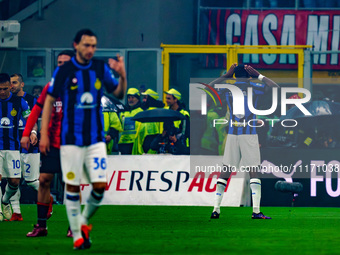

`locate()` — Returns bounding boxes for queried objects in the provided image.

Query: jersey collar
[71,57,92,69]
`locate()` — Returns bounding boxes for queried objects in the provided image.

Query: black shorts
[40,146,61,174]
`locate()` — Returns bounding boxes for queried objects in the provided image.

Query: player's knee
[39,179,50,189]
[66,184,80,193]
[219,165,233,181]
[39,175,52,188]
[249,165,261,179]
[92,183,106,194]
[8,178,20,187]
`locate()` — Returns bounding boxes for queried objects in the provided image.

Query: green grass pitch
[0,205,339,254]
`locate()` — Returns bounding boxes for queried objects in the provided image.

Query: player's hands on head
[20,136,30,151]
[244,65,260,78]
[108,54,126,79]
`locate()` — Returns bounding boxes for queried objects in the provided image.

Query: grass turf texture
[0,205,339,255]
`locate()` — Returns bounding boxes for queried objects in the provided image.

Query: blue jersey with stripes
[226,81,266,135]
[0,93,30,150]
[19,92,39,153]
[47,57,118,146]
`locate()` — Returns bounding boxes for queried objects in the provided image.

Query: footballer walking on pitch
[210,64,279,220]
[9,73,39,221]
[22,50,75,237]
[39,29,127,249]
[0,73,31,221]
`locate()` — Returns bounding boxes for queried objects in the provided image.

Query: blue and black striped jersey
[0,93,30,150]
[47,57,118,146]
[19,92,38,153]
[226,81,266,135]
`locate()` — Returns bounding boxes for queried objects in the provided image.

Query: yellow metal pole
[297,51,304,89]
[231,47,238,67]
[226,46,232,70]
[162,48,170,102]
[297,51,305,98]
[160,44,313,102]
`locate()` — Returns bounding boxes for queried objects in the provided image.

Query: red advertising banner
[199,9,340,70]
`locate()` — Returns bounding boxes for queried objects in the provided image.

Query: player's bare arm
[224,63,237,78]
[108,54,127,100]
[208,63,237,86]
[244,65,280,89]
[39,94,56,155]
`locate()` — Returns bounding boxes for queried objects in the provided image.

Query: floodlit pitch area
[1,205,339,254]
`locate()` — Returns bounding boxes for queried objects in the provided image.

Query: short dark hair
[234,64,250,78]
[58,50,75,58]
[32,85,43,93]
[73,29,96,44]
[10,73,24,83]
[0,73,10,84]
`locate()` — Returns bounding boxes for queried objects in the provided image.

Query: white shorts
[0,150,21,178]
[222,134,261,168]
[20,153,40,182]
[60,142,107,185]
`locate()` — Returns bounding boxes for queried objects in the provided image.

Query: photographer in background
[150,121,189,155]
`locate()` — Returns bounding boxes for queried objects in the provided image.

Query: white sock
[0,180,2,212]
[26,180,39,191]
[65,191,82,242]
[81,190,104,225]
[250,178,261,214]
[10,188,21,214]
[2,183,18,204]
[213,179,228,214]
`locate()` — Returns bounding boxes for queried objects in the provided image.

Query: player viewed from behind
[39,29,127,250]
[0,73,31,221]
[210,64,279,220]
[22,50,75,237]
